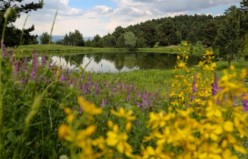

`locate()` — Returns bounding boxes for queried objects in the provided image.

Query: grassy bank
[9,43,206,55]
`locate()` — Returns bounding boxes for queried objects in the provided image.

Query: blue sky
[14,0,241,37]
[68,0,117,10]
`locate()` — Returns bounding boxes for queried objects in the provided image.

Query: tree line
[48,0,247,62]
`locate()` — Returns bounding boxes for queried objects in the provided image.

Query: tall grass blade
[49,10,58,44]
[19,15,29,46]
[0,8,13,157]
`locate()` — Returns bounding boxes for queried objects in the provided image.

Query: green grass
[91,60,248,92]
[10,44,129,55]
[9,44,207,56]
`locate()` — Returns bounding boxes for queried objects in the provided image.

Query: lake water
[51,53,200,73]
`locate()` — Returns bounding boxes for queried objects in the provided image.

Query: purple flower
[191,75,197,101]
[14,61,20,78]
[95,83,100,95]
[242,94,248,111]
[1,42,7,58]
[212,72,219,96]
[192,75,197,93]
[41,55,47,65]
[22,56,28,73]
[31,52,38,80]
[60,74,65,82]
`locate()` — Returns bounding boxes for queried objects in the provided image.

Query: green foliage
[215,6,243,66]
[63,30,85,46]
[91,34,103,47]
[124,31,137,51]
[40,32,51,44]
[0,0,43,46]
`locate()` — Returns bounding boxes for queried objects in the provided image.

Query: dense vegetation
[1,1,248,159]
[0,42,248,158]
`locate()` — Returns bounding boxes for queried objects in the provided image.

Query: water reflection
[51,53,200,73]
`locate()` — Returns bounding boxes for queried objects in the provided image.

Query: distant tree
[85,40,92,47]
[92,34,103,47]
[240,0,248,57]
[63,30,84,46]
[187,31,197,44]
[201,20,218,47]
[158,19,178,46]
[0,0,43,46]
[215,6,242,66]
[116,34,125,48]
[124,31,137,51]
[113,26,125,40]
[102,34,116,47]
[136,37,147,48]
[179,24,189,40]
[140,21,157,47]
[40,32,50,44]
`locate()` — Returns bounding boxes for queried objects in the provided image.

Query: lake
[51,53,200,73]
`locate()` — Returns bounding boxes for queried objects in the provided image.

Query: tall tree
[0,0,44,46]
[39,32,50,44]
[215,6,242,66]
[201,20,218,47]
[63,30,85,46]
[140,21,157,47]
[124,31,137,51]
[158,19,179,46]
[240,0,248,57]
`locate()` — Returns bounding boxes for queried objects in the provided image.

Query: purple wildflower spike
[191,75,197,101]
[242,94,248,111]
[14,60,20,78]
[95,83,100,95]
[1,42,7,58]
[31,52,38,80]
[22,56,28,73]
[60,74,65,82]
[41,55,47,65]
[212,72,219,96]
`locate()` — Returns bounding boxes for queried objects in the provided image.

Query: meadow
[0,42,248,159]
[10,43,205,55]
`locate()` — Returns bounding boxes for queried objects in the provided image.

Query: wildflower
[111,107,136,121]
[60,74,65,82]
[106,123,133,157]
[64,108,75,123]
[212,72,219,96]
[1,42,7,57]
[31,52,38,80]
[41,55,47,65]
[58,124,74,141]
[241,94,248,111]
[78,96,102,115]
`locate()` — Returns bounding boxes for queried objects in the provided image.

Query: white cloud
[14,0,241,37]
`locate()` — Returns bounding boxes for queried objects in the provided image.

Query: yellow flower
[58,124,74,141]
[64,108,75,123]
[106,123,133,157]
[223,121,234,132]
[142,146,170,159]
[78,96,102,115]
[240,69,246,79]
[111,107,136,121]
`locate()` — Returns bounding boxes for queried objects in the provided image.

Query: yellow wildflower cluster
[58,49,248,158]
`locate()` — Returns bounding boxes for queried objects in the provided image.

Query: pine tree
[0,0,44,46]
[215,6,242,66]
